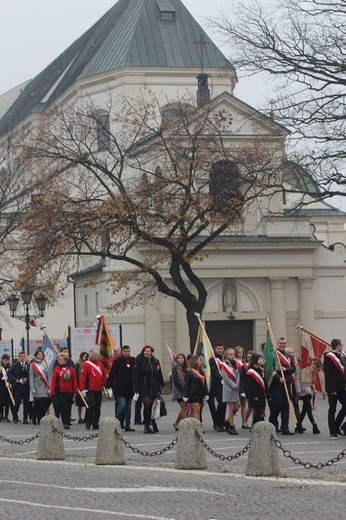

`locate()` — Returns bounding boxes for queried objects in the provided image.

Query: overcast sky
[0,0,272,109]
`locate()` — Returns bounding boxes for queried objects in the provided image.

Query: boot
[227,425,238,435]
[224,420,230,432]
[312,423,320,434]
[125,423,135,432]
[143,425,154,434]
[152,421,159,433]
[295,422,304,433]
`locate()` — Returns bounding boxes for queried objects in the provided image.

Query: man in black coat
[106,345,135,431]
[208,342,227,431]
[324,338,346,439]
[8,352,30,424]
[268,337,296,435]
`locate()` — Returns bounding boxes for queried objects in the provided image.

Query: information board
[70,326,121,361]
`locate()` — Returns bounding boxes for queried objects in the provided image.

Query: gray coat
[171,361,186,400]
[221,361,240,403]
[30,359,50,399]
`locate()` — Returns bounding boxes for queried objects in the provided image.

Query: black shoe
[93,425,99,430]
[282,430,295,435]
[227,425,238,435]
[295,423,304,433]
[78,419,84,424]
[23,420,29,425]
[70,418,76,422]
[275,428,281,433]
[125,425,135,432]
[64,424,71,429]
[337,429,344,437]
[330,433,339,439]
[85,423,91,430]
[152,422,159,433]
[143,426,154,434]
[3,417,10,423]
[313,423,320,434]
[242,425,250,429]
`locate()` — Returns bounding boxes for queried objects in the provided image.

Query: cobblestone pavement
[0,394,345,520]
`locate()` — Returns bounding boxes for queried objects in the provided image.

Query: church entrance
[205,320,254,352]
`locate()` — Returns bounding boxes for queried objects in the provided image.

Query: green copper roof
[0,0,231,136]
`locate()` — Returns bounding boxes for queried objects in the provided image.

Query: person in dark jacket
[106,345,136,431]
[183,355,208,423]
[0,354,14,422]
[133,346,165,434]
[208,342,227,432]
[246,353,268,427]
[8,352,30,424]
[172,353,188,430]
[324,338,346,439]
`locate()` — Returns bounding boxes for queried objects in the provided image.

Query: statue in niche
[223,284,237,313]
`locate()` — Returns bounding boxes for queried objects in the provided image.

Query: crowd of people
[0,337,345,439]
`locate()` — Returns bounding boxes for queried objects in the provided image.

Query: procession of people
[1,333,345,439]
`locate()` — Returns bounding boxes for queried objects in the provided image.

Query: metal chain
[52,426,99,442]
[272,435,346,469]
[195,430,250,461]
[0,432,40,445]
[115,428,178,457]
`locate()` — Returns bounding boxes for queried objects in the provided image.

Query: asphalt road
[0,394,345,520]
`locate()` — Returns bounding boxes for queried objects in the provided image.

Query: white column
[298,278,315,331]
[269,278,287,339]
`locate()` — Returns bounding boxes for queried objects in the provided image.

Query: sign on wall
[70,326,121,361]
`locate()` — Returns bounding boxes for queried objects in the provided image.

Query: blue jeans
[116,396,132,425]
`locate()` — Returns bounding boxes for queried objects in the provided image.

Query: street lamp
[7,289,48,354]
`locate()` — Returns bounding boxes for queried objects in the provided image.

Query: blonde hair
[58,353,69,362]
[222,348,235,361]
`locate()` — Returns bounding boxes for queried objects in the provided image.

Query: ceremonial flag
[299,326,330,393]
[166,344,176,362]
[96,315,114,373]
[264,326,277,387]
[42,333,58,376]
[193,316,215,390]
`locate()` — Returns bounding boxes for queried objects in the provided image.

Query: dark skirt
[75,393,86,407]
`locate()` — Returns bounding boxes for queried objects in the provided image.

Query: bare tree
[209,0,346,198]
[12,91,287,349]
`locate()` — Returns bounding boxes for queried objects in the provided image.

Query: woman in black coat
[183,355,208,422]
[246,353,268,427]
[133,345,165,434]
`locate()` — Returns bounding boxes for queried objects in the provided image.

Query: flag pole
[1,367,15,406]
[77,388,89,408]
[294,323,331,347]
[266,318,297,428]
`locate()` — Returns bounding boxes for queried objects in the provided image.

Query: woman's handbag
[159,396,167,417]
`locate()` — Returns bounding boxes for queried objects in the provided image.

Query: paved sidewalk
[0,394,345,520]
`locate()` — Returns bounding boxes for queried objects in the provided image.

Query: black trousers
[269,382,290,432]
[85,391,102,427]
[327,391,346,435]
[13,384,30,421]
[56,390,73,426]
[208,388,226,427]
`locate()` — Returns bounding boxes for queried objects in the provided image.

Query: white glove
[133,393,139,402]
[81,390,88,398]
[107,388,113,398]
[183,397,188,402]
[204,395,209,402]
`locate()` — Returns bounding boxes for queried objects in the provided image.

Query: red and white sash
[32,362,49,389]
[247,368,265,393]
[276,350,291,368]
[325,352,346,379]
[217,359,237,384]
[189,368,205,386]
[85,359,103,377]
[234,359,243,370]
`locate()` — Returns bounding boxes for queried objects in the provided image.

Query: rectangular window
[84,295,88,316]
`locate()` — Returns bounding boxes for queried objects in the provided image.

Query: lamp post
[7,289,47,355]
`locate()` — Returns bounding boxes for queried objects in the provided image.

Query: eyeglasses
[278,342,287,345]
